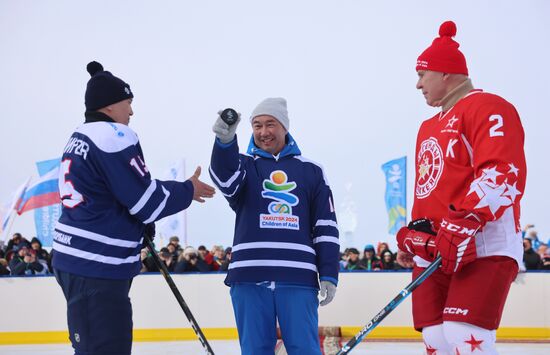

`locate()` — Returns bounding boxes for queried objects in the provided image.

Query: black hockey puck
[220,108,238,125]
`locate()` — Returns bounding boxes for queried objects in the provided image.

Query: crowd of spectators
[0,233,51,276]
[339,243,404,271]
[1,223,549,277]
[140,236,233,273]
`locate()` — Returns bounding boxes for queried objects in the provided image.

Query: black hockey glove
[144,223,156,241]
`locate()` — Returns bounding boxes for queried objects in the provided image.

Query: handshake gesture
[188,166,216,203]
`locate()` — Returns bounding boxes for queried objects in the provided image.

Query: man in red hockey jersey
[396,21,526,354]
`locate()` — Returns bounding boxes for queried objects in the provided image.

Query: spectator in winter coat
[168,236,183,254]
[5,233,30,254]
[0,259,10,276]
[379,250,396,270]
[211,245,225,270]
[220,247,232,271]
[9,247,45,275]
[359,244,381,270]
[344,248,363,270]
[376,242,390,258]
[140,248,155,272]
[158,247,176,272]
[30,237,51,272]
[166,242,180,265]
[174,247,210,272]
[523,238,541,270]
[339,248,350,270]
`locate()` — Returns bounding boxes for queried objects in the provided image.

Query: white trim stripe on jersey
[232,241,316,255]
[312,236,340,245]
[221,184,241,198]
[228,259,318,272]
[53,241,141,265]
[209,164,242,188]
[129,180,157,215]
[56,222,140,248]
[461,133,474,166]
[315,219,338,229]
[143,186,170,224]
[294,155,330,186]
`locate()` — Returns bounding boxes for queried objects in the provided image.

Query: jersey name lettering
[64,137,90,160]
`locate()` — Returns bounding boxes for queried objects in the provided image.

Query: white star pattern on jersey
[467,166,522,217]
[508,163,519,176]
[446,116,459,128]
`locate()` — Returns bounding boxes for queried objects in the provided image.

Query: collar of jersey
[84,111,116,123]
[246,133,301,160]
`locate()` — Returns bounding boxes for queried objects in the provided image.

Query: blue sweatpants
[230,282,321,355]
[54,268,133,355]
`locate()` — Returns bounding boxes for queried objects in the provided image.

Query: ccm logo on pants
[443,307,469,316]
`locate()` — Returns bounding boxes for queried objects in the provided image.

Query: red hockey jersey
[412,90,526,267]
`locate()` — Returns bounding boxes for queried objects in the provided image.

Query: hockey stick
[336,256,442,354]
[143,233,215,354]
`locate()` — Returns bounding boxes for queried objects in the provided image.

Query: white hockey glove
[212,110,241,144]
[319,280,337,306]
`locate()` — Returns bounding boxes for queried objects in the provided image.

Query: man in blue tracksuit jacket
[210,97,340,355]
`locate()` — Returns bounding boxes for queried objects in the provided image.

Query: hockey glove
[144,223,156,241]
[212,110,241,144]
[436,207,485,274]
[319,280,337,306]
[396,218,437,262]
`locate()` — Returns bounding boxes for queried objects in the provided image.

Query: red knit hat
[416,21,468,75]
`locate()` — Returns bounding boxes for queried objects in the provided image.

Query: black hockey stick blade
[143,233,215,354]
[337,256,442,354]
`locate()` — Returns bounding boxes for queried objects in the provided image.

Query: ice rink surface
[0,340,549,355]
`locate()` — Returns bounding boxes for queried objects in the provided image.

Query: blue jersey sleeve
[209,137,247,210]
[311,172,340,286]
[96,143,194,224]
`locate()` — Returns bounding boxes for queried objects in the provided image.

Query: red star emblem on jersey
[465,334,483,351]
[425,344,437,355]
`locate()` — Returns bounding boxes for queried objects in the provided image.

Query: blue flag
[381,157,407,235]
[34,158,61,247]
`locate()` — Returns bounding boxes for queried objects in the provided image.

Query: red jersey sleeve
[458,95,526,227]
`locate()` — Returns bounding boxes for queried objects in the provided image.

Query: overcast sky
[1,0,549,249]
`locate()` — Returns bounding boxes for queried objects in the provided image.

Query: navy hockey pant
[230,282,321,355]
[54,269,133,355]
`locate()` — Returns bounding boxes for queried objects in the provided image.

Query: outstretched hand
[188,166,216,203]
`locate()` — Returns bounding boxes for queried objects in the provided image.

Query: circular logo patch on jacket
[416,137,444,199]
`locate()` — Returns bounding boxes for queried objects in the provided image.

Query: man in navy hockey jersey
[210,97,340,354]
[53,61,215,355]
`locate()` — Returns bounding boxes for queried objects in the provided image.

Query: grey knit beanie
[250,97,289,131]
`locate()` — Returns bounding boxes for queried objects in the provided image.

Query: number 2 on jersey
[489,114,504,137]
[60,159,84,208]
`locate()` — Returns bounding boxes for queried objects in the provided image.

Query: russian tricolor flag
[16,167,60,215]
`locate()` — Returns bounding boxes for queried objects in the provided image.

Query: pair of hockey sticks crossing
[336,255,442,354]
[143,232,215,354]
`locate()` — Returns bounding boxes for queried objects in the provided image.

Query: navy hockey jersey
[209,134,340,288]
[53,118,194,279]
